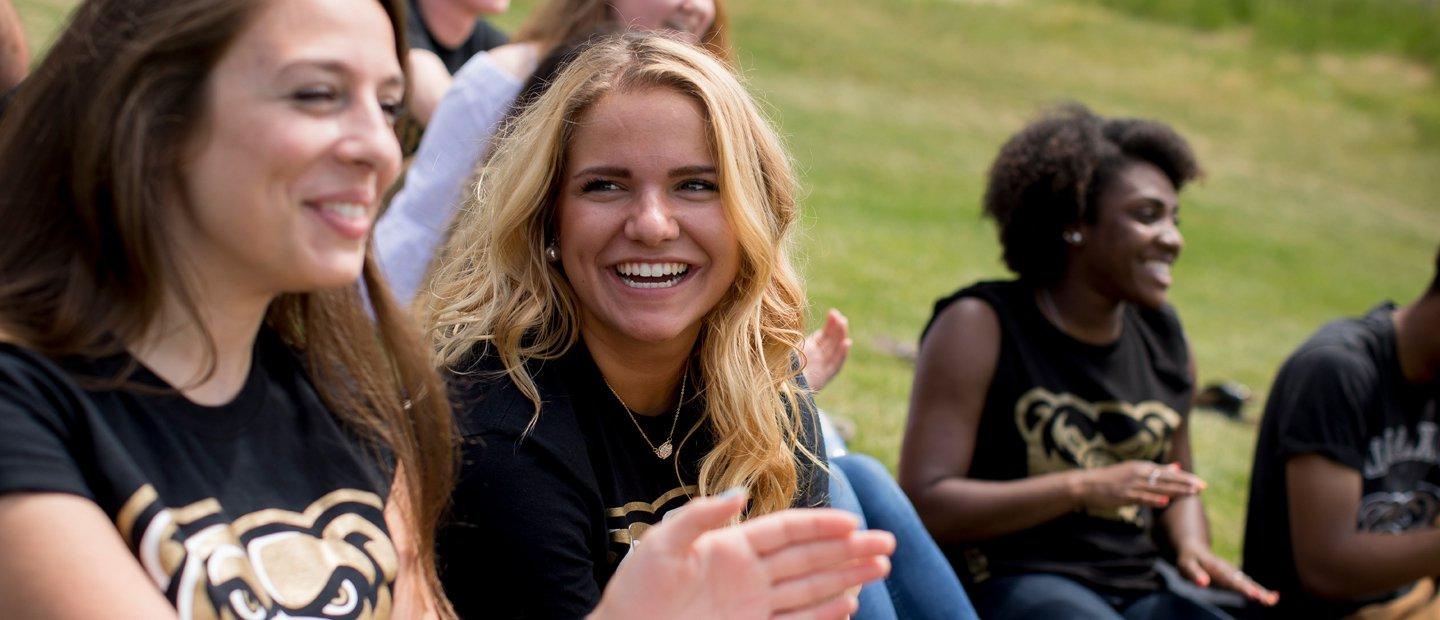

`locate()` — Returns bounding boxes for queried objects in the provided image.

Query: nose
[334,97,402,181]
[625,189,680,246]
[1158,219,1184,254]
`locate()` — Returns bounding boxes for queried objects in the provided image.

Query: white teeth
[1144,260,1173,281]
[616,262,689,277]
[318,202,367,221]
[615,262,690,289]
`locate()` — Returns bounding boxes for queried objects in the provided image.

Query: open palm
[591,491,893,620]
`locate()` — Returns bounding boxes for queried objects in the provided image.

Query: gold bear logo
[1015,387,1181,524]
[116,485,397,619]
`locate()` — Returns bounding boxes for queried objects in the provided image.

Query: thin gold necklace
[603,367,688,460]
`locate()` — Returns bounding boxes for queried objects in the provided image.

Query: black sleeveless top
[923,280,1193,595]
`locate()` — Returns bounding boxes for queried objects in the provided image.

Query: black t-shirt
[923,280,1193,596]
[438,340,829,619]
[405,0,508,74]
[1243,303,1440,618]
[0,330,398,619]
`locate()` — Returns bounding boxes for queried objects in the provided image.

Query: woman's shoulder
[445,345,527,430]
[922,279,1018,343]
[445,344,588,445]
[1128,302,1189,350]
[0,341,98,408]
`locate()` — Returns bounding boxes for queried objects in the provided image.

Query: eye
[379,98,405,123]
[676,179,718,193]
[580,179,623,193]
[292,85,340,106]
[1132,202,1164,224]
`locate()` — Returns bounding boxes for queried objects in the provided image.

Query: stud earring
[545,244,559,263]
[1063,231,1083,245]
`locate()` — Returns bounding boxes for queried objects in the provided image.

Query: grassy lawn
[16,0,1439,563]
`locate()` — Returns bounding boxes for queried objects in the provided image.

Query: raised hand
[802,309,852,392]
[1076,461,1204,511]
[590,489,895,620]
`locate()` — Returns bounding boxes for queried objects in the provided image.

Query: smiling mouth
[1143,259,1173,285]
[615,262,691,289]
[313,201,367,220]
[305,200,372,239]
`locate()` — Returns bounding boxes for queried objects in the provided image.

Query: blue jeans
[971,572,1232,619]
[828,454,979,620]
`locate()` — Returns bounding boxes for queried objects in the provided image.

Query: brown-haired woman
[0,1,889,618]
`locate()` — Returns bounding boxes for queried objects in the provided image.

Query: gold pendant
[655,441,673,459]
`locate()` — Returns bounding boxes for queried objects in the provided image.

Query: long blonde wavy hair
[427,33,817,517]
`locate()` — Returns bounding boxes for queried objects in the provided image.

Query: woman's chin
[281,260,366,294]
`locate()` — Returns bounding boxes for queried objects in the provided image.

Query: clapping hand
[590,489,895,620]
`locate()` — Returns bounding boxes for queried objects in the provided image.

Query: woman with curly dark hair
[898,104,1278,618]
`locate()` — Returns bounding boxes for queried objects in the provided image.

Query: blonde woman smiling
[425,33,878,618]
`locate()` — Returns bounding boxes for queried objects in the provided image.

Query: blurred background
[13,0,1439,562]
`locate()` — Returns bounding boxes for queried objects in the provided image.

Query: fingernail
[717,486,748,501]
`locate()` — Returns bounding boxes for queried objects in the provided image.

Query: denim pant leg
[834,454,979,620]
[828,460,898,620]
[1122,590,1233,620]
[971,573,1125,620]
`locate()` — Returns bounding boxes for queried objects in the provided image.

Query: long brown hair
[0,0,456,614]
[514,0,733,63]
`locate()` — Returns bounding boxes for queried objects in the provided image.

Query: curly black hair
[983,103,1202,284]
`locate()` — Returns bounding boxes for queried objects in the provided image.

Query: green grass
[17,0,1440,564]
[1088,0,1440,71]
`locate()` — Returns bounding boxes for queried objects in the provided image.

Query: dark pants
[971,572,1233,620]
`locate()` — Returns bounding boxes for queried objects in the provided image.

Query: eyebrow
[1130,195,1175,210]
[278,60,405,90]
[670,165,717,177]
[570,165,718,180]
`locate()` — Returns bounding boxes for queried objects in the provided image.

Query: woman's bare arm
[899,298,1201,543]
[1161,419,1277,604]
[385,473,440,620]
[0,493,176,619]
[899,298,1088,542]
